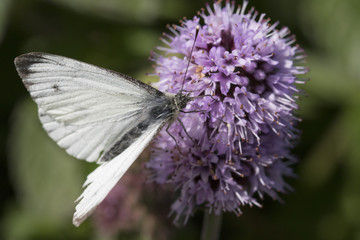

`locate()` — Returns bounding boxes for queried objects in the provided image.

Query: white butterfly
[14,52,192,226]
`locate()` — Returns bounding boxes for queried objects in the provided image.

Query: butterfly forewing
[15,52,164,163]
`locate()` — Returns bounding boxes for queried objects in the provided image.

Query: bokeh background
[1,0,360,239]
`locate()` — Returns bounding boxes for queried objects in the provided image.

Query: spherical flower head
[147,0,307,223]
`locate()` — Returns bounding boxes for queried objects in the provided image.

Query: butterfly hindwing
[73,121,164,226]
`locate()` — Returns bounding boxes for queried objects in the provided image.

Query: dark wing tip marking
[14,52,47,79]
[14,55,32,79]
[14,52,56,88]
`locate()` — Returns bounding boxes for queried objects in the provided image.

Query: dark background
[1,0,360,239]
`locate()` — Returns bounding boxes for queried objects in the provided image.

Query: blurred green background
[1,0,360,239]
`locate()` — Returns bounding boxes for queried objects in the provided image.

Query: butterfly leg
[180,109,211,121]
[166,123,182,154]
[192,94,217,102]
[181,109,206,114]
[177,117,194,144]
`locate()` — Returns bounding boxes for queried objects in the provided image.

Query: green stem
[200,211,222,240]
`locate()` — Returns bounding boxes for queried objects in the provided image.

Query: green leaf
[300,0,360,79]
[0,0,10,43]
[303,53,360,103]
[48,0,162,23]
[299,113,347,188]
[340,106,360,230]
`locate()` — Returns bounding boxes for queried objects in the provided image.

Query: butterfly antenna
[180,25,200,93]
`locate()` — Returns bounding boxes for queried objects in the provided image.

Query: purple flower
[147,0,307,223]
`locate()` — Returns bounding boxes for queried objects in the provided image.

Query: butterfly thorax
[174,92,191,111]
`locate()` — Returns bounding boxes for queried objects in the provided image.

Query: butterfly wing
[72,121,162,226]
[15,52,164,163]
[15,52,172,226]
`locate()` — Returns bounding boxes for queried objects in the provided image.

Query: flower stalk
[201,212,222,240]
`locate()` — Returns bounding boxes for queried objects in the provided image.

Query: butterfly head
[174,92,191,111]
